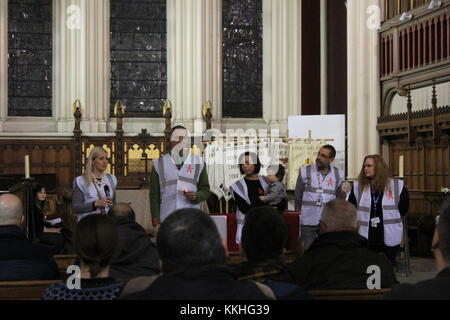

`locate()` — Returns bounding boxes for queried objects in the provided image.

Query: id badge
[316,196,323,207]
[371,217,380,228]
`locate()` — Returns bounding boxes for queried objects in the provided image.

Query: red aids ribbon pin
[186,165,193,173]
[327,178,334,187]
[387,192,394,200]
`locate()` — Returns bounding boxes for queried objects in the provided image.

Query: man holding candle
[149,126,211,234]
[347,155,409,267]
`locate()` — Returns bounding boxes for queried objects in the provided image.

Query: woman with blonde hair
[72,146,117,222]
[348,155,409,267]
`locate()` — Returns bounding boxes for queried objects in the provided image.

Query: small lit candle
[399,155,404,178]
[24,155,30,179]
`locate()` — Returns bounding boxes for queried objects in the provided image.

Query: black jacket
[0,225,59,281]
[109,216,160,279]
[385,267,450,300]
[232,259,312,300]
[291,230,398,290]
[121,265,273,300]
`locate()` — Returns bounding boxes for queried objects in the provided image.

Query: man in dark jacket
[0,194,59,281]
[233,206,311,300]
[291,199,397,290]
[120,208,274,300]
[385,199,450,300]
[109,203,160,279]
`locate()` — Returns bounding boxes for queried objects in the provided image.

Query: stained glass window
[110,0,167,117]
[8,0,52,117]
[222,0,262,118]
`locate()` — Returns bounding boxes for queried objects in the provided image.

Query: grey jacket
[263,182,287,206]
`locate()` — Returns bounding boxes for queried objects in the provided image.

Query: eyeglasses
[317,152,332,159]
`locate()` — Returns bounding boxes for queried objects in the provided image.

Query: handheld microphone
[104,185,110,198]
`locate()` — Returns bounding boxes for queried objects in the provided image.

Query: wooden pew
[54,254,77,279]
[309,288,391,300]
[0,280,59,300]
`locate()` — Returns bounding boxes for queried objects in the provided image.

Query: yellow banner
[287,142,325,190]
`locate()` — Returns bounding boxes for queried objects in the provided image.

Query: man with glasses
[295,145,344,251]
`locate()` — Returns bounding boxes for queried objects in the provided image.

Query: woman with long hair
[32,184,65,253]
[231,152,269,244]
[72,146,117,222]
[348,155,409,267]
[31,184,47,240]
[42,214,124,300]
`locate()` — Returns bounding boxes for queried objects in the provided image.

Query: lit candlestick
[25,155,30,179]
[399,155,404,178]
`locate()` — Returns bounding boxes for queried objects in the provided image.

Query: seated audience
[121,208,274,300]
[0,194,59,281]
[291,199,397,289]
[385,199,450,299]
[108,203,160,279]
[233,206,311,299]
[42,214,125,300]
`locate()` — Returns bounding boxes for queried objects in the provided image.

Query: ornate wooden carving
[73,100,83,177]
[377,85,450,224]
[163,100,173,153]
[114,100,125,177]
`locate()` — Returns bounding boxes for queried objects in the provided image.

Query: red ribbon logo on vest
[327,178,334,187]
[186,165,193,173]
[387,192,394,200]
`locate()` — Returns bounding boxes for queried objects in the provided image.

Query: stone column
[263,0,302,135]
[347,0,381,179]
[167,0,222,133]
[54,0,109,134]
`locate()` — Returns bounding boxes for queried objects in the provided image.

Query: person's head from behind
[108,202,136,223]
[157,208,226,274]
[0,194,23,227]
[432,200,450,270]
[239,152,261,177]
[315,145,336,171]
[73,214,118,278]
[241,206,288,262]
[319,199,358,234]
[266,164,285,184]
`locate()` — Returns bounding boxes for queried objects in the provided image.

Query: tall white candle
[399,155,404,178]
[25,155,30,179]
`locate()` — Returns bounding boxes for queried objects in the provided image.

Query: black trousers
[369,244,400,268]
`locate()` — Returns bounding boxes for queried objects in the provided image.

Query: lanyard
[316,172,326,190]
[371,186,382,211]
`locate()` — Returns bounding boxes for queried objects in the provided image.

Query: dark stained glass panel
[110,0,167,117]
[222,0,262,118]
[8,0,52,117]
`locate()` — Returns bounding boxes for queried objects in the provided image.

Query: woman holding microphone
[72,146,117,222]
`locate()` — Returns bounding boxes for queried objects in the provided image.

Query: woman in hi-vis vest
[347,155,409,267]
[72,146,117,222]
[231,152,269,244]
